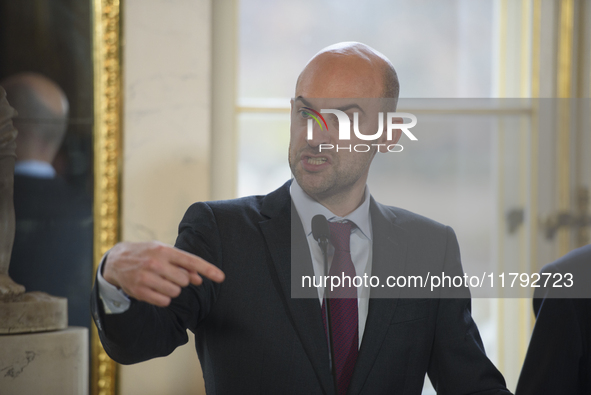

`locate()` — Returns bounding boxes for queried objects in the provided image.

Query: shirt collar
[14,160,56,179]
[290,178,372,240]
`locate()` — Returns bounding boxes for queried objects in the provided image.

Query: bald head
[296,42,399,100]
[1,73,69,163]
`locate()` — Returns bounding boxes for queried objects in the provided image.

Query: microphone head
[311,214,330,242]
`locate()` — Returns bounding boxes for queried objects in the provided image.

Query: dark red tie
[321,221,358,395]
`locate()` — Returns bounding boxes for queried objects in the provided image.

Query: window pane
[238,112,292,196]
[239,0,494,99]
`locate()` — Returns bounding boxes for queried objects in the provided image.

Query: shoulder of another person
[540,244,591,274]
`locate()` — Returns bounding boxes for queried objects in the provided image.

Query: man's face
[288,55,386,201]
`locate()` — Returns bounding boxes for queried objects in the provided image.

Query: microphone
[311,215,337,393]
[312,214,330,248]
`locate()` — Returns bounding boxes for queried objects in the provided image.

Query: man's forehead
[296,56,383,98]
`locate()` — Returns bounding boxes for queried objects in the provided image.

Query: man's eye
[299,110,311,118]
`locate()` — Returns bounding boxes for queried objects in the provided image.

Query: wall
[121,0,211,393]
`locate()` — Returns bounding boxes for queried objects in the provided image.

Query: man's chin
[294,173,332,198]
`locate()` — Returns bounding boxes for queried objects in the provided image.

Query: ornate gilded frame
[91,0,122,394]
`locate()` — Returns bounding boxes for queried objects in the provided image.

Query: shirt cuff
[97,254,131,314]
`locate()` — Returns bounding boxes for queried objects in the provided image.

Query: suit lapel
[347,199,410,395]
[259,182,335,395]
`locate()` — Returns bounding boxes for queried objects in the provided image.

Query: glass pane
[238,112,292,196]
[239,0,494,99]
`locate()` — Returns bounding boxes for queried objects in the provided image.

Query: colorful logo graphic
[302,107,328,131]
[303,108,418,153]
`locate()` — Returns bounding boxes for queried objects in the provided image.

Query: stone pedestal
[0,327,88,395]
[0,292,67,334]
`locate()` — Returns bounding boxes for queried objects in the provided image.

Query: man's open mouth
[306,157,327,165]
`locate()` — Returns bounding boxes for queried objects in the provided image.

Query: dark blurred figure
[516,244,591,395]
[3,72,92,329]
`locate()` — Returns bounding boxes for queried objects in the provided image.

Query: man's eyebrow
[295,96,365,114]
[294,96,313,108]
[336,103,364,114]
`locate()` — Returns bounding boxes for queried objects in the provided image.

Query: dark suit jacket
[10,174,93,329]
[515,245,591,395]
[91,181,510,394]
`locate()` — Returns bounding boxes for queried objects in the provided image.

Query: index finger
[163,246,225,283]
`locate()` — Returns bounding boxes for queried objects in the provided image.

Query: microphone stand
[319,235,338,394]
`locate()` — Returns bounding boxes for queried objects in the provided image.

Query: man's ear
[378,116,402,146]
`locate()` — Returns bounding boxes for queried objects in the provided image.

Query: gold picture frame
[91,0,122,394]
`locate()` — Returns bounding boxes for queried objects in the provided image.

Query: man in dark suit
[92,42,511,394]
[3,73,93,329]
[515,244,591,395]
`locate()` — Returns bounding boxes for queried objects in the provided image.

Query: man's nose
[306,120,331,148]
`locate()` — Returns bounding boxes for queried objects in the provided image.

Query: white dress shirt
[290,179,372,348]
[14,160,56,179]
[97,255,131,314]
[98,180,374,347]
